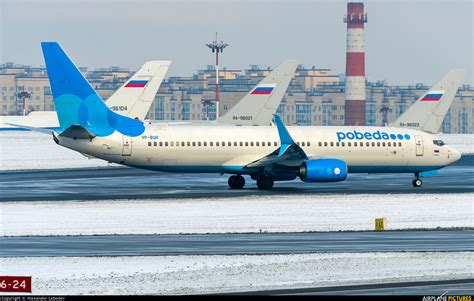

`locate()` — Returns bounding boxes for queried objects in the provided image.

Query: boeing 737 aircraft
[41,42,462,189]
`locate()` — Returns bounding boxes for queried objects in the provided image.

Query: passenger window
[302,142,305,147]
[372,142,375,147]
[153,142,157,147]
[192,142,196,147]
[342,142,345,147]
[256,142,260,147]
[398,142,402,147]
[250,142,254,147]
[181,142,185,147]
[245,142,249,147]
[388,142,391,147]
[348,142,351,147]
[210,142,213,146]
[239,142,243,147]
[148,142,152,147]
[187,142,190,147]
[336,142,340,147]
[274,142,278,147]
[165,142,169,147]
[382,142,386,147]
[330,142,334,147]
[170,142,174,147]
[203,142,207,147]
[229,142,232,147]
[354,142,357,147]
[159,142,163,147]
[324,142,328,147]
[307,142,311,147]
[318,142,322,147]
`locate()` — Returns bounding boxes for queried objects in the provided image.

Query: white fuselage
[57,124,461,176]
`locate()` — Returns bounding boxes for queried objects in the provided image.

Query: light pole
[205,32,228,120]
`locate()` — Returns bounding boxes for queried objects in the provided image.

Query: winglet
[274,114,294,145]
[274,115,295,157]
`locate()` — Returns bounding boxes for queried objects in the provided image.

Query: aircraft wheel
[256,178,274,190]
[228,175,245,189]
[412,178,422,188]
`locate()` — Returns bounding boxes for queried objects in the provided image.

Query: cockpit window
[433,140,445,146]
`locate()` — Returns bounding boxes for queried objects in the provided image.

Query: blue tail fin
[41,42,144,137]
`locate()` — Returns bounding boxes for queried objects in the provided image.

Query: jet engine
[299,159,348,182]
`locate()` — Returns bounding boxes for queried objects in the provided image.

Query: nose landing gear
[228,175,245,189]
[412,173,422,187]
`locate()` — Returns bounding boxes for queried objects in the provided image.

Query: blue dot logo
[390,134,396,140]
[397,134,404,140]
[404,134,411,140]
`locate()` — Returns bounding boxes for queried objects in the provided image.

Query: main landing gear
[412,173,423,188]
[228,175,245,189]
[256,178,274,190]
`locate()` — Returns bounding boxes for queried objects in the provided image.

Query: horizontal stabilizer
[58,125,96,140]
[5,123,53,135]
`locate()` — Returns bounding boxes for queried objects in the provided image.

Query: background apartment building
[1,62,473,133]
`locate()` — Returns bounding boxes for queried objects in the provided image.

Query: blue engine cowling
[299,159,348,182]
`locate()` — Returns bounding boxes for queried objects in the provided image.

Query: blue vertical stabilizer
[41,42,144,137]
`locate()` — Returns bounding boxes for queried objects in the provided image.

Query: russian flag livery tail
[106,60,170,120]
[218,60,298,126]
[41,42,145,137]
[391,69,465,134]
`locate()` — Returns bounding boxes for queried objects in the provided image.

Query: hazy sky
[1,0,472,85]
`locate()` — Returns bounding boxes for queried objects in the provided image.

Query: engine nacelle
[299,159,348,182]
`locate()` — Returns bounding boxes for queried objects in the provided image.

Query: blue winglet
[273,115,296,157]
[274,115,294,145]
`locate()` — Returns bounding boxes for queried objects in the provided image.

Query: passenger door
[122,136,132,156]
[414,135,423,156]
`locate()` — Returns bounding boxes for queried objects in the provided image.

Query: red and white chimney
[344,2,367,126]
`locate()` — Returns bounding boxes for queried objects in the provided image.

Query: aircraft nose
[449,147,461,164]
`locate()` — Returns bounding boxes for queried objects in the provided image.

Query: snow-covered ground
[438,133,474,154]
[2,193,472,236]
[1,252,472,295]
[0,131,116,170]
[1,131,473,171]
